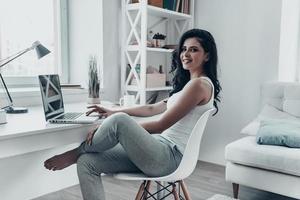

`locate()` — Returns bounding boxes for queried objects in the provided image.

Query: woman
[44,28,221,200]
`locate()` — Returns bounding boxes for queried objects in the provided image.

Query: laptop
[38,74,100,124]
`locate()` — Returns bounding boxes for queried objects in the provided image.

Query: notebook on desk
[38,74,100,124]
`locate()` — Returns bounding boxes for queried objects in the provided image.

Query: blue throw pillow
[256,119,300,148]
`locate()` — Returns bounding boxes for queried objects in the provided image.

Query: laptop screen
[38,75,64,121]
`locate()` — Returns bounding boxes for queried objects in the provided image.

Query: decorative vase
[88,55,101,104]
[87,97,100,104]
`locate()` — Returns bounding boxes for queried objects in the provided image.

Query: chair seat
[113,173,150,180]
[113,172,179,182]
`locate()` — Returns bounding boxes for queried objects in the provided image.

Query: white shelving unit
[121,0,194,104]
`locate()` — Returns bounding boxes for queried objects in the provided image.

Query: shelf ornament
[87,55,101,104]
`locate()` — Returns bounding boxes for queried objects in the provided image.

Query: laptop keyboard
[56,112,82,120]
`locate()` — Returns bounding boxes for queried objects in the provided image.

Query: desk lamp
[0,41,50,113]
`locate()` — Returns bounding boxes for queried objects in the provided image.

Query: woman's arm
[85,99,168,144]
[86,99,167,118]
[141,78,212,133]
[116,100,167,117]
[87,78,211,134]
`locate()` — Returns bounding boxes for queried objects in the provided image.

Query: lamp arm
[0,48,27,63]
[0,47,33,68]
[0,73,13,106]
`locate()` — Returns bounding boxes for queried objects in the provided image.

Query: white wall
[195,0,282,165]
[68,0,283,165]
[69,0,121,103]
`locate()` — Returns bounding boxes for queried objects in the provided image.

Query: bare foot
[44,148,79,171]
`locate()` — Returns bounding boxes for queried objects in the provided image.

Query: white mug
[119,95,135,107]
[0,109,7,124]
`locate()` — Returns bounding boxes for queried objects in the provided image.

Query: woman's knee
[77,154,91,173]
[77,153,114,175]
[77,154,101,176]
[108,112,132,127]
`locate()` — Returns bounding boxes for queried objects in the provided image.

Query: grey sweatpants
[76,112,182,200]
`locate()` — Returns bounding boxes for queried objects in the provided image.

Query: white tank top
[160,76,214,154]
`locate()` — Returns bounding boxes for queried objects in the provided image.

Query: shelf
[126,85,173,92]
[127,45,174,53]
[147,47,175,53]
[127,3,192,20]
[122,0,193,104]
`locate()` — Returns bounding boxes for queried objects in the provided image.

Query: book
[180,0,184,13]
[175,0,181,12]
[163,0,175,11]
[182,0,189,14]
[172,0,177,11]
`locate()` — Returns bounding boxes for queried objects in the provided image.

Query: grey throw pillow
[256,119,300,148]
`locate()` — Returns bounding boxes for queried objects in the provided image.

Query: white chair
[113,109,214,200]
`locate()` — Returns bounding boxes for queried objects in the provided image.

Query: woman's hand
[86,105,115,118]
[86,127,98,145]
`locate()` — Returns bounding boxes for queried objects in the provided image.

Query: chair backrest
[167,108,214,180]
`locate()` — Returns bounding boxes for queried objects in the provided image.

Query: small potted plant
[87,56,100,104]
[153,32,166,47]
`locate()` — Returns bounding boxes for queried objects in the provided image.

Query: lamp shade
[32,41,51,59]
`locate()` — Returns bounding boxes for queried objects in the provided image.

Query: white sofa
[225,82,300,199]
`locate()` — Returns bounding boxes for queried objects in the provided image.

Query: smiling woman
[0,0,68,86]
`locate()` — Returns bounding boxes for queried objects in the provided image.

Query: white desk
[0,101,160,200]
[0,102,104,200]
[0,102,104,159]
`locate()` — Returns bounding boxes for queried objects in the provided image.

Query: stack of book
[163,0,190,14]
[131,0,190,14]
[132,0,163,8]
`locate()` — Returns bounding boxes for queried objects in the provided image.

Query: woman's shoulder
[184,77,213,102]
[186,77,212,90]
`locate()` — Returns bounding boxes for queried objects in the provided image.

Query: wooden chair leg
[180,180,191,200]
[143,181,151,200]
[156,181,163,199]
[135,181,146,200]
[172,184,180,200]
[232,183,239,199]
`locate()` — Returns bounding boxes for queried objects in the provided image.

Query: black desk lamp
[0,41,50,113]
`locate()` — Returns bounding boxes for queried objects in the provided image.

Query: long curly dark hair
[169,29,221,115]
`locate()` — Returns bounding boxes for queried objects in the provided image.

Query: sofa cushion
[241,104,300,136]
[261,82,285,110]
[256,119,300,148]
[261,82,300,117]
[240,120,260,136]
[225,136,300,176]
[283,84,300,117]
